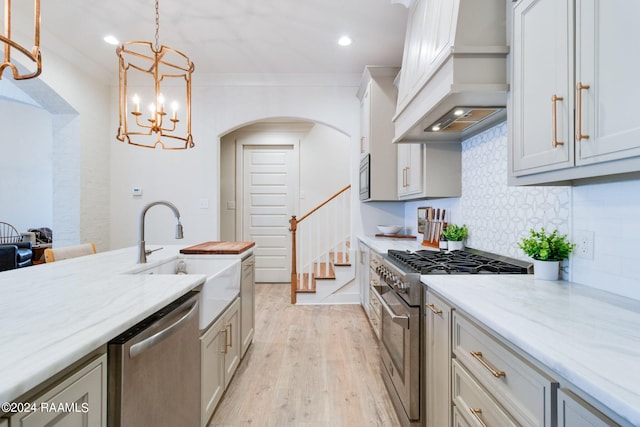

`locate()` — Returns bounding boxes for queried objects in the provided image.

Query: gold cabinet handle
[552,94,564,148]
[360,137,365,153]
[470,408,488,427]
[576,82,590,141]
[426,303,442,315]
[228,322,233,348]
[470,351,506,378]
[220,329,228,353]
[405,166,410,187]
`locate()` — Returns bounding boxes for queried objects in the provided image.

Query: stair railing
[289,185,351,304]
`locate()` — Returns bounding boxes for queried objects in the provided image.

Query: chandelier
[116,0,194,149]
[0,0,42,80]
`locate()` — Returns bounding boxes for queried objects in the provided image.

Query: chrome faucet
[138,200,184,263]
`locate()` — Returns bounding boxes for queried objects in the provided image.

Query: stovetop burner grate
[387,248,531,275]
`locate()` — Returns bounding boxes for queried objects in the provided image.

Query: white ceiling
[11,0,408,82]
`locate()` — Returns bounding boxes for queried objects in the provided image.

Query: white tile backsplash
[404,121,640,300]
[459,123,571,260]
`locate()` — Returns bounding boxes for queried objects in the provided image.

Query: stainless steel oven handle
[377,291,410,329]
[129,298,199,359]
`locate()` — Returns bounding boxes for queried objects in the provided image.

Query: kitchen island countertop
[422,274,640,427]
[0,245,226,407]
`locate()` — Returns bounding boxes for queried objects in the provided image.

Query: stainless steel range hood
[392,0,509,143]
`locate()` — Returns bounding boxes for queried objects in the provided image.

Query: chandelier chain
[154,0,160,51]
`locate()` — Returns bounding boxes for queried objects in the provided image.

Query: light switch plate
[199,198,209,209]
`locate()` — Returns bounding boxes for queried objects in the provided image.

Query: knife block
[422,220,445,248]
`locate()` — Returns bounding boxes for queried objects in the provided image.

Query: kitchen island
[0,245,237,411]
[422,274,640,427]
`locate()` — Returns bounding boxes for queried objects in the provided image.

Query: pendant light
[0,0,42,80]
[116,0,194,149]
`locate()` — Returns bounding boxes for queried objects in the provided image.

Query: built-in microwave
[359,154,370,200]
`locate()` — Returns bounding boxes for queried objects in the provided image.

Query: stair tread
[296,273,316,293]
[313,262,336,280]
[330,251,351,266]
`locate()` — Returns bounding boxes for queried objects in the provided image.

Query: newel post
[289,215,298,304]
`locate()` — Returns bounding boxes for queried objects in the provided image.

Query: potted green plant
[518,228,575,280]
[442,224,468,251]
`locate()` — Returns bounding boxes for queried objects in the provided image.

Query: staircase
[289,185,357,304]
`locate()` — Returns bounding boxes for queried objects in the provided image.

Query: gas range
[374,248,532,307]
[387,247,533,275]
[371,247,532,427]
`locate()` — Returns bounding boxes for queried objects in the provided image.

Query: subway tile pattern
[459,123,571,261]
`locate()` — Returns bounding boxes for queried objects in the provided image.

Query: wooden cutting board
[179,241,255,254]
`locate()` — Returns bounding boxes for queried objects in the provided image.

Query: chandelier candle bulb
[172,102,178,121]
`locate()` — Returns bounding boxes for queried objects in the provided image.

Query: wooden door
[511,0,574,175]
[242,145,296,283]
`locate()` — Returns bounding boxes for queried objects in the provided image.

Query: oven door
[378,286,421,421]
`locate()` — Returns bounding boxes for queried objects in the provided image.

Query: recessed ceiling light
[103,35,120,45]
[338,36,352,47]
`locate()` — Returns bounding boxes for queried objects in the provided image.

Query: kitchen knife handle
[551,94,564,148]
[576,83,590,141]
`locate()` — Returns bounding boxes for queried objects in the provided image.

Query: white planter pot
[533,259,560,281]
[448,241,464,251]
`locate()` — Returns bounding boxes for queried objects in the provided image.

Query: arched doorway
[219,119,350,283]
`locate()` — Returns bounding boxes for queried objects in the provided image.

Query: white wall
[0,33,111,250]
[299,124,350,213]
[109,74,362,249]
[0,100,53,232]
[404,122,640,301]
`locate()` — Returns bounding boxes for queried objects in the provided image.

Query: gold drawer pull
[220,329,228,353]
[470,408,488,427]
[470,351,506,378]
[551,94,564,148]
[426,303,442,315]
[576,82,590,141]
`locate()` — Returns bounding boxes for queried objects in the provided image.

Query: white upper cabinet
[397,143,461,200]
[510,0,640,185]
[358,66,399,201]
[397,143,423,198]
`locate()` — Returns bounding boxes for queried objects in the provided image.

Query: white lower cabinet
[201,297,241,427]
[8,353,107,427]
[424,290,452,427]
[453,312,558,426]
[558,388,619,427]
[240,254,255,358]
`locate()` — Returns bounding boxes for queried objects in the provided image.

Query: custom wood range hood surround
[393,0,509,143]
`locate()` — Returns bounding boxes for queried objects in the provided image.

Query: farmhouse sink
[127,256,241,331]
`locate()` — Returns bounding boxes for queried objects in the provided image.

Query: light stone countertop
[358,235,436,254]
[0,245,243,406]
[421,274,640,427]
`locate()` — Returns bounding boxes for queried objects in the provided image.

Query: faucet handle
[145,246,164,256]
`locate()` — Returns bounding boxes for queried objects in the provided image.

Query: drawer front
[453,359,519,427]
[557,388,619,427]
[453,312,557,426]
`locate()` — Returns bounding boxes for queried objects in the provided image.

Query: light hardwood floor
[208,283,401,427]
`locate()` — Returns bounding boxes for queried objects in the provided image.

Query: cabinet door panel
[511,0,574,175]
[576,0,640,164]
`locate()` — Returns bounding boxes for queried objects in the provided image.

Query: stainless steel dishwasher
[108,291,200,427]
